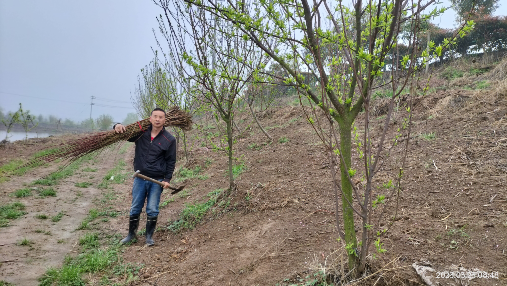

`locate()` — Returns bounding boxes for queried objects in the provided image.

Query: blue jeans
[130,177,163,217]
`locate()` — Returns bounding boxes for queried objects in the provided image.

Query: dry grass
[478,55,507,82]
[496,78,507,98]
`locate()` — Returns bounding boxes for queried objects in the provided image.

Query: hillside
[0,56,506,286]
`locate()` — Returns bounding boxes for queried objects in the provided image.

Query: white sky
[0,0,162,123]
[0,0,505,123]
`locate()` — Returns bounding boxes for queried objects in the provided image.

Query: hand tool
[132,170,185,194]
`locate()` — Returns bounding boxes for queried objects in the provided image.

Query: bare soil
[0,68,506,285]
[0,137,129,285]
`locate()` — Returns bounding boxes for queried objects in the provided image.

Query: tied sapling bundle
[20,107,192,168]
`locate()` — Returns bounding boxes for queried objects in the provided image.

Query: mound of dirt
[478,55,507,82]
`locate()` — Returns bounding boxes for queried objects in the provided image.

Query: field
[0,58,506,285]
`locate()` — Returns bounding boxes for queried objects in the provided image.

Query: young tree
[80,118,94,130]
[1,110,20,141]
[63,119,75,127]
[132,55,175,118]
[155,0,269,190]
[451,0,499,21]
[243,82,273,141]
[48,115,58,124]
[185,0,473,276]
[18,103,39,140]
[123,113,140,125]
[96,114,114,131]
[454,15,507,56]
[132,53,193,162]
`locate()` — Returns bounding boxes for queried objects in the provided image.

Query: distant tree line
[0,104,140,140]
[393,0,506,67]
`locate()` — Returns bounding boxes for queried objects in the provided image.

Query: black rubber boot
[145,216,158,246]
[120,214,140,244]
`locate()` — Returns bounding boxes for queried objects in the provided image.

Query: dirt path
[0,140,129,285]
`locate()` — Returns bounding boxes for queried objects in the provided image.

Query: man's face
[150,110,166,128]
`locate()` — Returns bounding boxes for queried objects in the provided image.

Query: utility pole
[89,96,95,120]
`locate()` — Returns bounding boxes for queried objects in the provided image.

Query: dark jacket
[127,125,176,183]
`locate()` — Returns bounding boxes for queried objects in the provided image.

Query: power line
[0,91,134,109]
[94,97,131,104]
[0,91,88,105]
[93,104,135,109]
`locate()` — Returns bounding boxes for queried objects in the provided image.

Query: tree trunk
[183,131,189,163]
[226,116,235,191]
[425,31,430,74]
[173,128,180,161]
[248,102,272,141]
[338,119,358,272]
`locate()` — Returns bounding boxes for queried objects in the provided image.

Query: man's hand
[114,124,126,133]
[162,181,170,189]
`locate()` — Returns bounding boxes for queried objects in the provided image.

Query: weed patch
[39,266,84,286]
[232,163,246,179]
[248,143,263,150]
[174,166,205,183]
[248,141,271,151]
[373,89,394,99]
[35,229,51,235]
[278,136,289,143]
[97,209,120,218]
[33,155,92,186]
[276,269,332,286]
[18,238,32,246]
[469,66,491,76]
[39,188,57,197]
[36,214,49,219]
[0,202,26,227]
[476,80,490,89]
[98,160,128,189]
[176,189,191,199]
[197,174,209,180]
[167,189,223,232]
[1,147,88,180]
[419,132,436,140]
[0,159,24,182]
[52,212,65,222]
[75,182,92,188]
[33,148,61,159]
[444,227,470,250]
[39,237,142,286]
[160,197,175,207]
[79,233,99,250]
[442,67,464,80]
[77,209,99,230]
[12,188,32,198]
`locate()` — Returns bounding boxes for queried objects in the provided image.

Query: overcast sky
[0,1,505,123]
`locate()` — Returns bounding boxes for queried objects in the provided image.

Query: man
[113,108,176,246]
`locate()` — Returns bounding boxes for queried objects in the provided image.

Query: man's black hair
[151,107,166,115]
